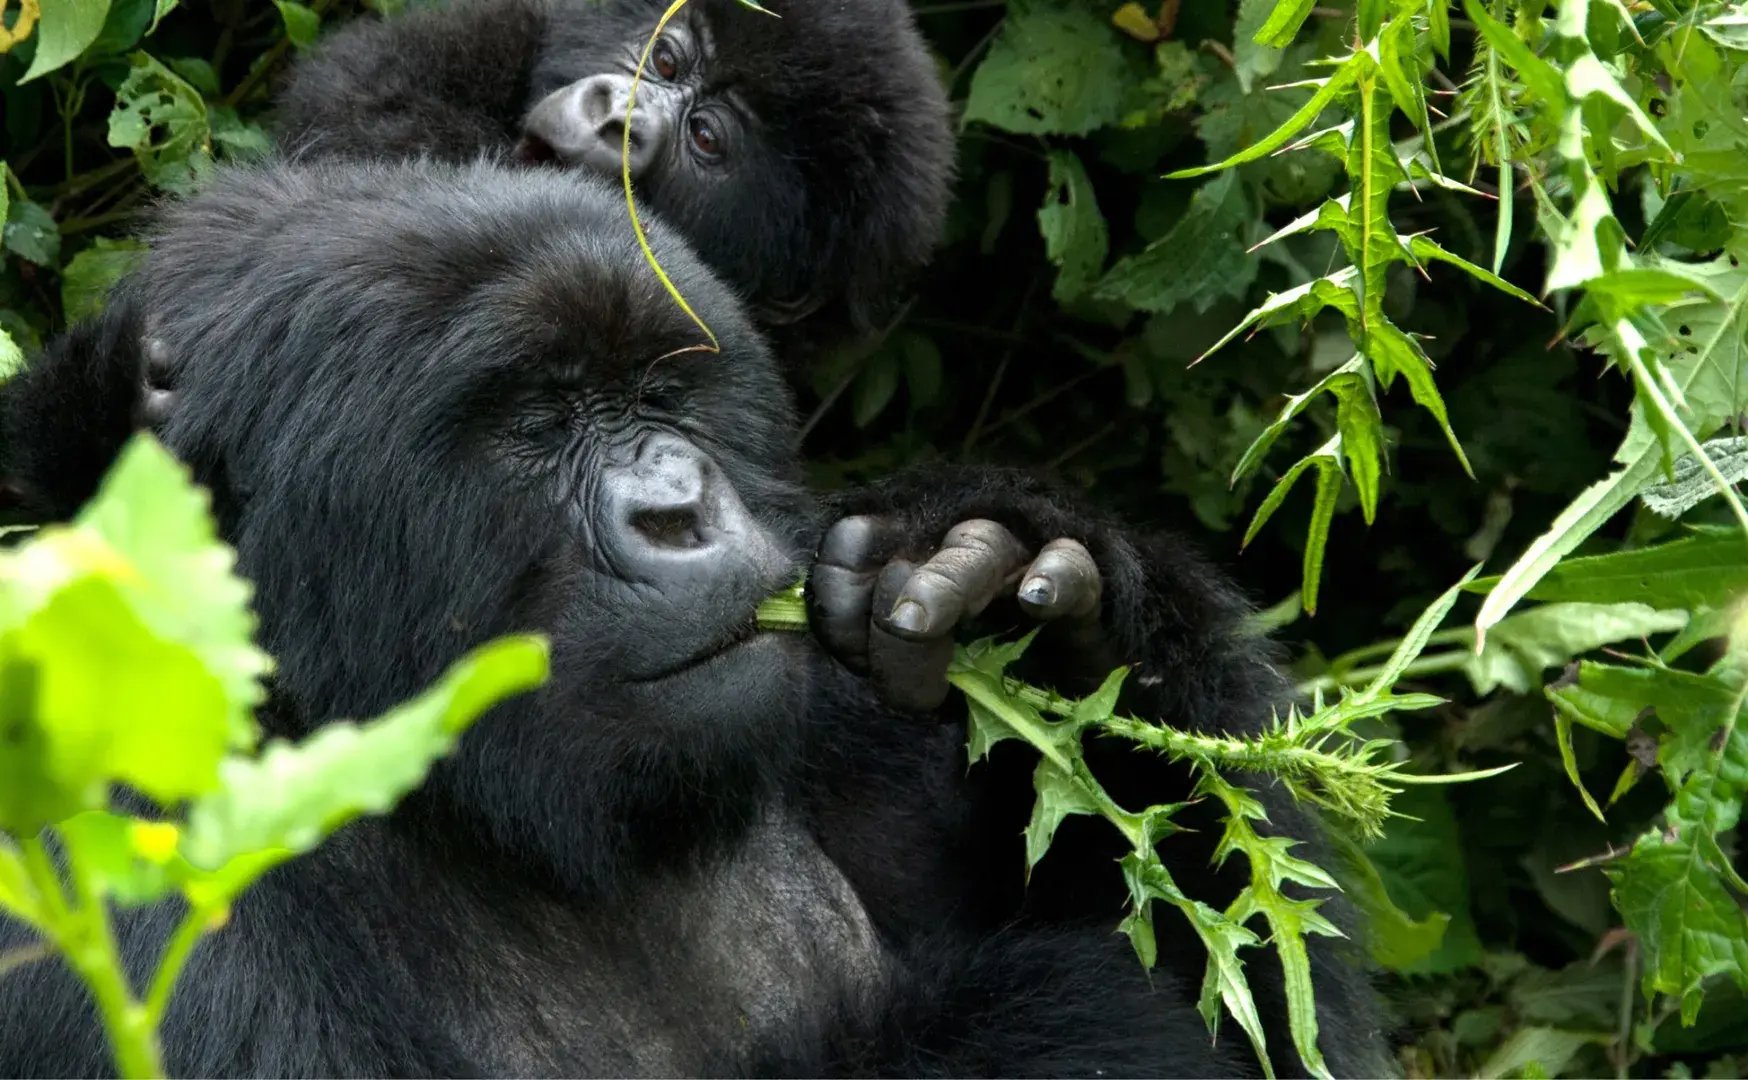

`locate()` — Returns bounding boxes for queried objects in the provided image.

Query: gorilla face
[102,161,819,886]
[519,0,953,327]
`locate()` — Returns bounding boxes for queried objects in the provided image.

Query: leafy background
[6,0,1748,1075]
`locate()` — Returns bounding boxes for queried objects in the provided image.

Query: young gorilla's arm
[800,463,1383,1076]
[272,0,548,163]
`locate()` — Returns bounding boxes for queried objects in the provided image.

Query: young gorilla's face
[519,0,953,328]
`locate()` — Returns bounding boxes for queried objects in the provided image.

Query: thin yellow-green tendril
[623,0,777,353]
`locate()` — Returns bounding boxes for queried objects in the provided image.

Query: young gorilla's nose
[574,73,664,175]
[518,73,667,177]
[604,434,763,581]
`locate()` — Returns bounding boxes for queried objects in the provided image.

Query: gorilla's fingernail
[1020,576,1055,606]
[889,599,928,634]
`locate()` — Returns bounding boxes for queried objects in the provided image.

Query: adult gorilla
[0,160,1381,1077]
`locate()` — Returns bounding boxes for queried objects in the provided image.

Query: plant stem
[21,834,163,1079]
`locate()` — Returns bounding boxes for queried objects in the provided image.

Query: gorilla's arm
[272,0,547,164]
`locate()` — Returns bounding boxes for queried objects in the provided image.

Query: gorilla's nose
[519,74,667,177]
[603,434,768,580]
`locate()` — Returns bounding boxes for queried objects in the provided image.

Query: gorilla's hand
[809,514,1105,712]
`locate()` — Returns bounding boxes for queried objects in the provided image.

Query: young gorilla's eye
[651,39,679,80]
[688,114,724,161]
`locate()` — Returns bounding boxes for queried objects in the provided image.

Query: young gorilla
[0,160,1381,1077]
[270,0,954,350]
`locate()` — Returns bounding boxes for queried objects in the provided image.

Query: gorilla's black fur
[0,159,1382,1077]
[271,0,955,354]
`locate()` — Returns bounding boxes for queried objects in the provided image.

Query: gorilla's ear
[754,291,829,327]
[1,297,151,522]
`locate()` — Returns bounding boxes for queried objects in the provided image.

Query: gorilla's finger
[883,519,1030,640]
[868,558,953,712]
[809,515,902,669]
[141,388,175,427]
[1017,538,1102,621]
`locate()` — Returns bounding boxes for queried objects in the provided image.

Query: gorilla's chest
[445,811,890,1075]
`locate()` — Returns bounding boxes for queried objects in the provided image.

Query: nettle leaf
[1464,602,1688,696]
[1613,247,1748,465]
[1093,171,1256,315]
[1023,759,1100,871]
[1524,531,1748,612]
[18,0,112,82]
[1640,438,1748,519]
[1036,150,1108,304]
[108,52,213,194]
[60,237,148,324]
[180,637,548,879]
[962,0,1134,136]
[1242,435,1345,615]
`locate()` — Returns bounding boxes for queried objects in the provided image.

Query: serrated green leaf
[180,636,548,875]
[1023,759,1099,870]
[1357,565,1482,703]
[962,1,1133,136]
[18,0,112,82]
[1037,150,1108,304]
[1406,234,1542,306]
[1641,438,1748,518]
[1168,65,1356,179]
[1524,531,1748,611]
[1467,602,1688,696]
[60,237,147,324]
[1094,171,1255,314]
[1199,268,1361,363]
[76,436,271,742]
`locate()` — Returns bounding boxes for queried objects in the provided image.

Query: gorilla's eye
[688,115,723,161]
[651,39,679,80]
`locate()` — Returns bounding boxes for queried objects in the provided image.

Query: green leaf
[1357,565,1482,703]
[1234,0,1287,91]
[4,197,61,267]
[0,330,23,384]
[18,0,112,82]
[851,350,899,427]
[1365,786,1484,975]
[1464,602,1688,696]
[1093,172,1256,314]
[1477,1028,1609,1080]
[1251,0,1314,48]
[1324,829,1448,970]
[1640,438,1748,518]
[59,238,148,324]
[1406,234,1543,307]
[1524,532,1748,612]
[962,0,1133,136]
[1168,64,1356,179]
[1036,150,1108,304]
[0,839,36,926]
[1023,759,1100,870]
[180,637,549,877]
[76,435,272,741]
[108,52,213,194]
[1474,440,1666,645]
[272,0,319,47]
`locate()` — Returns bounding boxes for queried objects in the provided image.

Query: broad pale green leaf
[56,811,174,906]
[77,436,271,745]
[1,577,229,830]
[1464,602,1688,696]
[1324,829,1448,970]
[1524,532,1748,612]
[108,52,212,194]
[1093,172,1255,314]
[18,0,112,82]
[59,237,147,324]
[1475,439,1665,644]
[1036,150,1107,304]
[1546,660,1737,747]
[1610,820,1748,1024]
[1477,1028,1609,1080]
[180,636,548,874]
[1365,787,1484,975]
[962,1,1132,136]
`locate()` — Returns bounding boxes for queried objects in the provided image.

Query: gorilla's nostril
[631,507,704,550]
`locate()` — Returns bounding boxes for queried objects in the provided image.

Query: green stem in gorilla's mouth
[753,578,809,632]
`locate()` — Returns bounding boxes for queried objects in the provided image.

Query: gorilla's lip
[624,615,775,683]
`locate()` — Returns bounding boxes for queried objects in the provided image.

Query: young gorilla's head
[519,0,954,340]
[5,160,821,891]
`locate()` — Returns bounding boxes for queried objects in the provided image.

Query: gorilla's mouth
[512,133,562,166]
[627,615,772,683]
